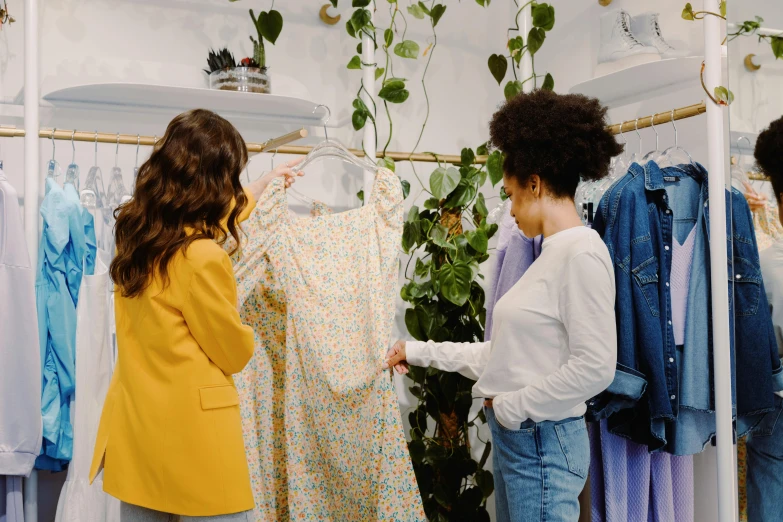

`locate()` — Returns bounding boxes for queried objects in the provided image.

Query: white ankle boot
[631,12,690,59]
[598,9,659,64]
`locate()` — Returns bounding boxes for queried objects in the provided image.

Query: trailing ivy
[487,1,556,100]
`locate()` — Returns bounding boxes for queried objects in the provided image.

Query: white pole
[519,2,533,92]
[361,7,376,200]
[704,1,736,521]
[23,0,40,520]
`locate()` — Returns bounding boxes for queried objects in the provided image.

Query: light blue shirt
[35,178,96,471]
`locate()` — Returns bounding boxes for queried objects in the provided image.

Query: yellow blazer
[91,200,256,516]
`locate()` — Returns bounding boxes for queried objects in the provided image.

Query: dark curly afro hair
[755,115,783,203]
[489,89,623,199]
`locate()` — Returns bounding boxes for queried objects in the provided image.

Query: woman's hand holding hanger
[247,157,305,201]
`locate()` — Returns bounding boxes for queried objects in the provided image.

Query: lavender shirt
[485,213,542,340]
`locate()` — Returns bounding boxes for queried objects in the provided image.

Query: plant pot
[209,67,271,94]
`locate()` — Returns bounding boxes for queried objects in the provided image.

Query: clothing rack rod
[607,101,707,136]
[0,127,308,154]
[269,145,487,165]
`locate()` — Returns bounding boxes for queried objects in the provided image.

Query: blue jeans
[746,396,783,522]
[486,407,588,522]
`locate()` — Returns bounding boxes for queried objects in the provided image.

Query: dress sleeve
[406,340,491,381]
[182,250,255,375]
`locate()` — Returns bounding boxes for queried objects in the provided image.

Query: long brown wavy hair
[111,109,248,298]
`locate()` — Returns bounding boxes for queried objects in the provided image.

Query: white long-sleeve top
[0,170,43,476]
[760,240,783,397]
[406,226,617,430]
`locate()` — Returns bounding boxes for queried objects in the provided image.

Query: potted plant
[204,4,283,94]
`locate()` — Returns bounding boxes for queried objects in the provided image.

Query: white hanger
[106,133,130,208]
[65,130,80,190]
[46,129,63,183]
[657,109,695,169]
[81,131,107,209]
[641,114,662,165]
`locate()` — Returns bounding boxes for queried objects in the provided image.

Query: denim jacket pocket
[632,256,660,317]
[555,418,589,479]
[731,257,762,317]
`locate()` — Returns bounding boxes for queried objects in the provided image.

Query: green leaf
[402,221,421,252]
[407,3,426,19]
[356,190,364,202]
[475,468,494,498]
[429,224,455,250]
[439,261,473,306]
[347,55,362,69]
[423,197,440,210]
[465,228,488,254]
[475,193,488,217]
[532,3,555,31]
[431,4,447,27]
[406,205,420,223]
[682,3,695,21]
[461,148,476,167]
[378,80,410,103]
[719,0,726,17]
[401,179,411,198]
[417,1,432,15]
[504,80,523,100]
[429,167,461,199]
[487,54,508,85]
[346,19,357,38]
[408,439,426,464]
[714,86,734,105]
[258,10,283,44]
[384,28,394,47]
[476,0,490,5]
[527,27,545,56]
[375,68,385,80]
[330,0,338,7]
[376,156,395,172]
[772,36,783,60]
[352,110,367,130]
[394,40,420,59]
[487,150,504,186]
[542,72,555,91]
[456,487,484,512]
[350,8,372,34]
[476,142,489,156]
[352,0,371,6]
[508,36,525,64]
[445,179,476,208]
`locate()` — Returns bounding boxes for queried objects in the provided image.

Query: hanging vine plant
[487,1,556,100]
[332,1,509,519]
[0,0,15,30]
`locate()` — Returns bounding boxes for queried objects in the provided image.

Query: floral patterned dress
[229,169,425,522]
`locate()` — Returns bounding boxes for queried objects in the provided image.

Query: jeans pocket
[555,418,589,479]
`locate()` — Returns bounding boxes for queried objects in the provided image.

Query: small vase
[209,67,271,94]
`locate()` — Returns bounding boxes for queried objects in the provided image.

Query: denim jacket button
[666,209,671,214]
[736,274,742,280]
[668,320,672,325]
[669,357,675,363]
[704,201,708,208]
[671,395,676,400]
[665,246,670,251]
[666,282,670,287]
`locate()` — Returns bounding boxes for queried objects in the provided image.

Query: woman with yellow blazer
[90,109,303,521]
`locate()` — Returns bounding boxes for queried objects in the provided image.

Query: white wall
[0,0,737,520]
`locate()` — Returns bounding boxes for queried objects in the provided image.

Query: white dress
[55,250,120,522]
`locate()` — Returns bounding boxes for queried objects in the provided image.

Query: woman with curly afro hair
[750,115,783,522]
[385,90,622,521]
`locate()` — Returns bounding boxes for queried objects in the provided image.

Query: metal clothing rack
[607,101,707,136]
[0,126,308,154]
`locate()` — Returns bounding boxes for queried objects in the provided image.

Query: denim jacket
[590,161,783,453]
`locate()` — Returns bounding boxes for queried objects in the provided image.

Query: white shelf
[15,83,330,127]
[569,56,705,108]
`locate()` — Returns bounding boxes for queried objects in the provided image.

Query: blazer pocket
[199,384,240,410]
